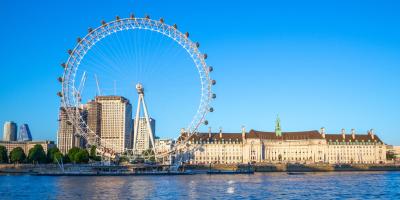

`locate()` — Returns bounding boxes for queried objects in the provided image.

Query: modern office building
[18,124,33,141]
[178,118,386,165]
[57,107,86,154]
[3,121,17,141]
[96,96,132,153]
[133,117,155,154]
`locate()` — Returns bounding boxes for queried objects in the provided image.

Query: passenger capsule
[61,63,66,68]
[57,77,63,83]
[159,18,164,23]
[130,13,135,19]
[145,15,150,19]
[212,93,216,99]
[57,92,63,97]
[88,27,93,33]
[185,32,189,38]
[203,54,208,59]
[196,42,200,48]
[67,49,73,55]
[101,20,107,26]
[209,66,213,72]
[209,107,214,112]
[204,120,209,125]
[211,80,216,85]
[173,24,178,29]
[77,37,82,43]
[116,16,120,21]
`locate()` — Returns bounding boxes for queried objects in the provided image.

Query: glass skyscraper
[18,124,32,141]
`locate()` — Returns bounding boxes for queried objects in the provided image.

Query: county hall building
[180,117,386,165]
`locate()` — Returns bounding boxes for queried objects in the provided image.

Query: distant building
[133,117,155,154]
[155,138,174,164]
[18,124,32,141]
[57,107,86,154]
[0,140,55,155]
[178,118,386,165]
[96,96,132,153]
[86,100,102,145]
[3,121,17,141]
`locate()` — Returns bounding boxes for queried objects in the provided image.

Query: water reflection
[0,172,399,199]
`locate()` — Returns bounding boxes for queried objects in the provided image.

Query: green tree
[53,152,64,164]
[28,144,46,164]
[0,146,8,163]
[89,146,101,161]
[9,147,26,164]
[75,149,89,164]
[67,147,80,163]
[46,147,61,163]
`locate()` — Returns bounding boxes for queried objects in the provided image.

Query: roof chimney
[369,129,375,140]
[320,127,326,138]
[341,128,346,139]
[351,129,356,140]
[242,126,246,139]
[208,127,212,138]
[219,127,223,138]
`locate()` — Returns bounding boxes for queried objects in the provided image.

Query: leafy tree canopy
[10,147,26,164]
[28,144,46,164]
[47,147,61,163]
[0,146,8,163]
[67,147,81,163]
[74,149,89,164]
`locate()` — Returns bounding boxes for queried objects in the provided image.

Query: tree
[0,146,8,163]
[47,147,61,163]
[67,147,81,163]
[74,149,89,164]
[387,151,396,160]
[28,144,46,164]
[53,152,64,164]
[9,147,26,164]
[89,146,101,161]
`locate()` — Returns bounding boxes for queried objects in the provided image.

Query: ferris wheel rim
[60,16,214,152]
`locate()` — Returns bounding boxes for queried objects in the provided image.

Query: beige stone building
[0,140,56,155]
[181,119,386,165]
[96,96,132,153]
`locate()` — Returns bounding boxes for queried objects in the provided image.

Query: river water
[0,172,399,199]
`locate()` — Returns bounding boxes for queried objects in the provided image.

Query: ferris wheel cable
[81,42,124,79]
[113,28,134,78]
[143,33,185,84]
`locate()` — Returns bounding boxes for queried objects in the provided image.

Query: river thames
[1,172,399,199]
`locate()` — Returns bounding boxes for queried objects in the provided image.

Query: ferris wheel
[57,14,216,158]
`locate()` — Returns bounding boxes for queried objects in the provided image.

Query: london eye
[58,14,216,159]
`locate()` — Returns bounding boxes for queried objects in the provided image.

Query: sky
[0,0,399,145]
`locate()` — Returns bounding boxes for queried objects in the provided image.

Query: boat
[287,172,307,175]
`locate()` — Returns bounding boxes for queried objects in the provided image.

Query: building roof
[95,96,130,103]
[325,134,383,143]
[186,132,243,142]
[248,130,324,140]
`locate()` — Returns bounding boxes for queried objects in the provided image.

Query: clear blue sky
[0,0,399,145]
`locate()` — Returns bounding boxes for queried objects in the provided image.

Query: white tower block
[133,83,155,153]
